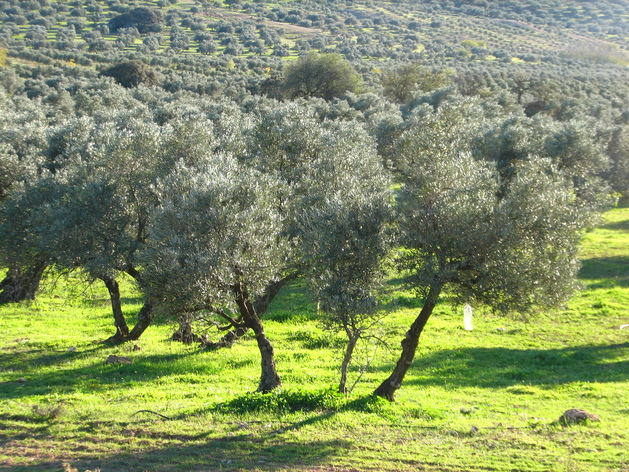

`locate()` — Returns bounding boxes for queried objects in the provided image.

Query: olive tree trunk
[205,274,297,350]
[128,302,154,340]
[123,267,154,341]
[204,325,248,350]
[373,283,442,401]
[102,276,130,342]
[234,283,281,393]
[339,331,359,394]
[0,262,46,304]
[172,315,205,344]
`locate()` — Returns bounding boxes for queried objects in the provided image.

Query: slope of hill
[1,0,627,94]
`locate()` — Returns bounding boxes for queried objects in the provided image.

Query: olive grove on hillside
[0,73,617,395]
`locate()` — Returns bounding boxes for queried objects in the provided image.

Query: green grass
[0,209,627,472]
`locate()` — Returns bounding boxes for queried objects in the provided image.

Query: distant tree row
[2,0,627,71]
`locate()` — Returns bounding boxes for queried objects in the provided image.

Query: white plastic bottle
[463,304,473,331]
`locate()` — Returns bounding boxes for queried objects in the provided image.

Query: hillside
[1,0,627,98]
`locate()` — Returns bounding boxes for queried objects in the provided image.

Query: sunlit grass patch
[0,208,627,471]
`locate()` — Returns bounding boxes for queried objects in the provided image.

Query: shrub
[109,7,163,34]
[100,61,158,88]
[217,388,345,413]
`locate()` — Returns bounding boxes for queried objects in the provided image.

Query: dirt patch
[264,20,322,36]
[197,8,322,36]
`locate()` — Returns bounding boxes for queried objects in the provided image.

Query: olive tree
[375,151,598,400]
[0,114,218,341]
[0,96,50,304]
[140,157,287,392]
[269,101,394,393]
[374,104,603,400]
[381,63,452,103]
[299,189,392,393]
[473,114,613,210]
[202,102,389,349]
[282,53,362,100]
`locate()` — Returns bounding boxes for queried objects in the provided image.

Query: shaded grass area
[579,256,628,287]
[0,208,627,471]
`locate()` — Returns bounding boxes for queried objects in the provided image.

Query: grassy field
[0,208,627,472]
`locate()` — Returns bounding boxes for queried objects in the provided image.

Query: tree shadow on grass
[0,351,209,400]
[0,344,108,375]
[601,219,629,231]
[578,256,629,288]
[0,434,351,472]
[402,343,629,389]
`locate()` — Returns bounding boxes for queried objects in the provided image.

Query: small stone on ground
[105,355,133,365]
[559,408,600,425]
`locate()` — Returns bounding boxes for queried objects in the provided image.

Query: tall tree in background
[283,53,361,100]
[101,61,158,88]
[381,63,451,103]
[108,7,163,34]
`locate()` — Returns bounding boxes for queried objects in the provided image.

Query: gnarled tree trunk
[234,282,281,393]
[204,325,248,350]
[339,331,359,394]
[102,277,130,342]
[172,315,205,344]
[123,267,154,341]
[128,302,154,340]
[205,273,297,350]
[0,262,46,304]
[373,283,442,401]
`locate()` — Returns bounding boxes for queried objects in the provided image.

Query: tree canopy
[108,7,163,34]
[282,53,362,101]
[101,61,158,88]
